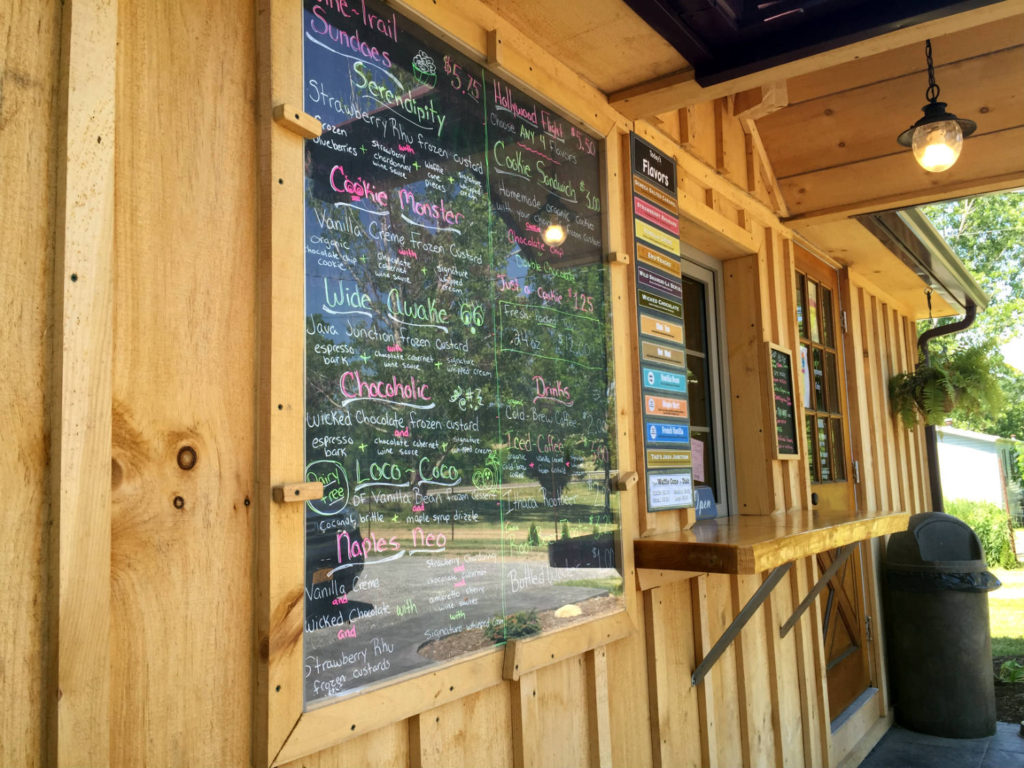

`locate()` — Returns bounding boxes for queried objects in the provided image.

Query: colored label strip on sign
[642,366,688,394]
[639,314,684,344]
[637,265,683,300]
[647,471,694,509]
[638,289,682,318]
[646,449,691,468]
[635,219,680,254]
[645,420,691,445]
[644,394,688,419]
[636,242,681,276]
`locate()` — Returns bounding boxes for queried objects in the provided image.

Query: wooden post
[49,0,116,765]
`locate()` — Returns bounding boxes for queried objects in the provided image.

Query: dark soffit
[620,0,1003,85]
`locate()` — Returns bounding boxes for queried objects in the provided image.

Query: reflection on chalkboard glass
[301,0,621,708]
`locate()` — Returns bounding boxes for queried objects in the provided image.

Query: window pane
[806,415,819,482]
[822,287,834,347]
[807,280,820,343]
[817,417,831,481]
[686,351,709,429]
[812,348,825,411]
[691,429,717,499]
[801,344,811,409]
[831,418,846,481]
[825,351,839,414]
[682,277,706,352]
[796,274,807,340]
[680,270,725,512]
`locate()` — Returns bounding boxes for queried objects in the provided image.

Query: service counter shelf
[634,508,909,686]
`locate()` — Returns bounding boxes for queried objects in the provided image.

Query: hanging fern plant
[888,341,1004,429]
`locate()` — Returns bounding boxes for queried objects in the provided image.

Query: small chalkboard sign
[767,343,799,459]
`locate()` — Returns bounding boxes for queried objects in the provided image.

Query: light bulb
[542,221,567,247]
[911,119,963,172]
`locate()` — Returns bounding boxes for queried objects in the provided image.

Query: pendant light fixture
[897,39,976,173]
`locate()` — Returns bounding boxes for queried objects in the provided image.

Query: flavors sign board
[631,134,692,513]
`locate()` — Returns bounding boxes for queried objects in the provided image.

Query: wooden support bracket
[604,251,630,266]
[272,104,322,139]
[692,562,792,687]
[272,481,323,504]
[486,29,503,69]
[612,471,638,491]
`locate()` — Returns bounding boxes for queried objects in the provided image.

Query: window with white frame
[680,247,735,517]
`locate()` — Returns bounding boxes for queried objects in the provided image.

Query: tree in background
[921,191,1024,438]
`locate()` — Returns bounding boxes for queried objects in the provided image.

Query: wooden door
[795,246,871,720]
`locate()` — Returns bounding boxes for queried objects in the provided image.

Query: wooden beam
[511,672,542,768]
[740,119,791,218]
[585,648,613,768]
[49,1,116,767]
[733,82,788,122]
[761,45,1024,179]
[780,126,1024,223]
[690,575,719,768]
[607,0,1024,118]
[255,0,306,765]
[786,15,1024,105]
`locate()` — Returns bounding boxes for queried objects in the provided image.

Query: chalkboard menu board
[768,344,799,458]
[301,0,621,707]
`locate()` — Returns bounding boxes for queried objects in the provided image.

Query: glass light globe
[542,221,567,247]
[911,119,963,172]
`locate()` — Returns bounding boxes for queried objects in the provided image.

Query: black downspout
[917,300,978,512]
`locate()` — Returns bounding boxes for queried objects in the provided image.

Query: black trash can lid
[885,512,988,574]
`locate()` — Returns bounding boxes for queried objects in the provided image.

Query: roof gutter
[919,299,978,514]
[857,208,988,314]
[897,209,989,312]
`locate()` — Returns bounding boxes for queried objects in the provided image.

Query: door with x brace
[796,245,871,720]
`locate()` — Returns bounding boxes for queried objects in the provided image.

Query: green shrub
[561,520,571,540]
[526,522,540,547]
[484,610,541,643]
[998,659,1024,683]
[944,498,1019,569]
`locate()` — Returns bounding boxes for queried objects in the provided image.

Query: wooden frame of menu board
[765,342,800,460]
[255,1,638,765]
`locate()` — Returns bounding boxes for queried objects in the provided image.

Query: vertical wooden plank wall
[0,1,937,767]
[50,0,117,765]
[0,3,63,766]
[109,1,258,766]
[842,272,929,516]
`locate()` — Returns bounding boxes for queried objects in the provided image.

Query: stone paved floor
[858,722,1024,768]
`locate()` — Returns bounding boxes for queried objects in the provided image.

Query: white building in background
[936,425,1023,526]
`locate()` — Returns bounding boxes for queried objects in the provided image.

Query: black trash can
[884,512,1001,738]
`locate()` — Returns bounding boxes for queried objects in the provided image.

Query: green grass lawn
[990,565,1024,658]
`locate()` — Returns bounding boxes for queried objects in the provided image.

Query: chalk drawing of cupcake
[412,50,437,88]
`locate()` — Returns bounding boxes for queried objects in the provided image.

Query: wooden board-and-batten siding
[0,1,934,767]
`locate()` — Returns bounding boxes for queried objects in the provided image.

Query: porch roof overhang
[482,0,1019,318]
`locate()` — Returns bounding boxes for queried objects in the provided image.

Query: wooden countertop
[634,509,910,575]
